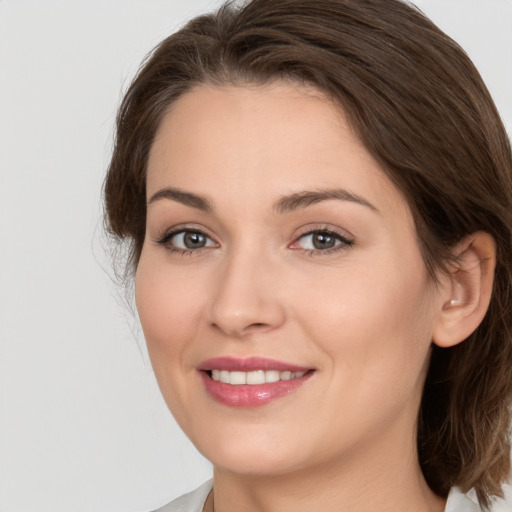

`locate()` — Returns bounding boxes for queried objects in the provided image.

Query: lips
[198,357,314,407]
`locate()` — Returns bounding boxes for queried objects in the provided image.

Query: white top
[153,480,482,512]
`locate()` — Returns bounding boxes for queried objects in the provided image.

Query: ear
[432,232,496,348]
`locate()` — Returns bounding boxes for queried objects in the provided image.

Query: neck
[208,427,446,512]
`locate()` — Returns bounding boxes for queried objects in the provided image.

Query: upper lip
[198,357,312,373]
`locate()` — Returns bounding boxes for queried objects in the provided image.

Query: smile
[198,357,314,407]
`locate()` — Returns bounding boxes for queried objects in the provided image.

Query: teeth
[229,371,246,385]
[210,369,307,385]
[265,370,280,383]
[247,370,265,385]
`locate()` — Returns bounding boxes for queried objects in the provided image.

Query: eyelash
[155,227,354,257]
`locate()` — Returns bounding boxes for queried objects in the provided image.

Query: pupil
[184,232,206,248]
[313,233,335,250]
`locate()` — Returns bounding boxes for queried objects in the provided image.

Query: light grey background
[0,1,510,511]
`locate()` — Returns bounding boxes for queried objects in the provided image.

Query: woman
[104,0,512,510]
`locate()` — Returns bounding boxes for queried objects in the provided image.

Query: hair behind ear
[419,233,511,506]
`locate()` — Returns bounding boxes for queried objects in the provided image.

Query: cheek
[134,252,214,426]
[294,251,435,391]
[135,253,204,364]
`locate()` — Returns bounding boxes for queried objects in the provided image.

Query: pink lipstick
[198,357,314,408]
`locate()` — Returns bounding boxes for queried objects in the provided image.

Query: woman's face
[136,82,445,477]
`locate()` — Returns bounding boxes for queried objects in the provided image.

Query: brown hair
[104,0,512,507]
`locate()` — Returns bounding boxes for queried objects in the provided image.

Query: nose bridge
[208,242,286,337]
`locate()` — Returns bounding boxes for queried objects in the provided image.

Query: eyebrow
[273,188,378,214]
[147,186,378,214]
[148,187,213,212]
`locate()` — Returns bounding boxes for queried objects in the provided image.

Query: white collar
[445,487,481,512]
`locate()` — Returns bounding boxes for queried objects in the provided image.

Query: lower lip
[199,371,313,408]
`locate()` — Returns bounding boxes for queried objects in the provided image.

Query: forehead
[147,81,408,218]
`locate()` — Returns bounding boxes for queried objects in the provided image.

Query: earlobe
[432,232,496,348]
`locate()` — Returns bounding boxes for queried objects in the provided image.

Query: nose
[207,250,286,338]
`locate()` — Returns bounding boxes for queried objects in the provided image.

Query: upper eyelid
[158,224,214,240]
[293,225,354,241]
[158,226,351,238]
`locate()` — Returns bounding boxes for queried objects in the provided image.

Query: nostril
[245,322,272,332]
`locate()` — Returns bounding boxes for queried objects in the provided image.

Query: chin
[210,451,304,477]
[190,425,308,477]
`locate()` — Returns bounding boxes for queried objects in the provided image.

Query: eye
[291,229,353,254]
[158,229,218,252]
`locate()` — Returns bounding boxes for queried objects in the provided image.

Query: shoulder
[152,480,213,512]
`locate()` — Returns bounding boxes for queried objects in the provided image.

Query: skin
[136,81,472,512]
